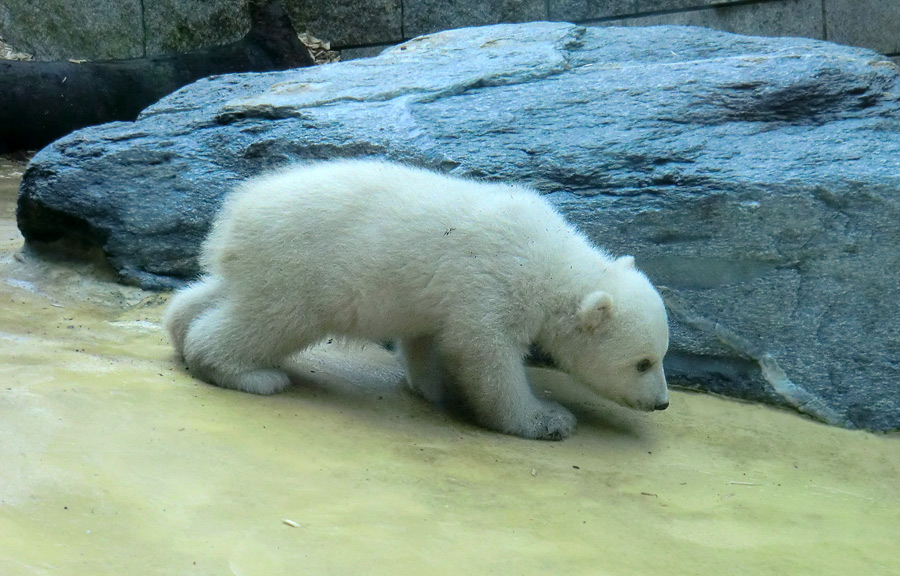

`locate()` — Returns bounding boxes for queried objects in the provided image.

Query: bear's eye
[636,359,653,373]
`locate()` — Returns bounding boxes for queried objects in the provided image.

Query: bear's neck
[527,232,615,344]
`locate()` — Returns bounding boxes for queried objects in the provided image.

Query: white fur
[163,159,669,440]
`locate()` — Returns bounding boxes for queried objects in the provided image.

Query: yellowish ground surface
[1,158,898,575]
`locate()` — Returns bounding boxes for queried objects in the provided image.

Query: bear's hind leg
[182,303,304,395]
[440,335,577,440]
[162,276,224,356]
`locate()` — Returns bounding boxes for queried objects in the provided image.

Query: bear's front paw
[526,401,577,441]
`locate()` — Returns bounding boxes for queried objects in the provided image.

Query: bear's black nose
[654,401,669,411]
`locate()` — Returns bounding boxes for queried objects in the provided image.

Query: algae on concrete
[1,158,898,575]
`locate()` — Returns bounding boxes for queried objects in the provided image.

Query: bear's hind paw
[232,369,292,395]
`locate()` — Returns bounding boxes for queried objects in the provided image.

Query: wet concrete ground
[1,157,898,575]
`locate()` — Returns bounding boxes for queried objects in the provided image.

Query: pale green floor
[1,159,898,575]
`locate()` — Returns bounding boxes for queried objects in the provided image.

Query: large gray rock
[17,23,900,431]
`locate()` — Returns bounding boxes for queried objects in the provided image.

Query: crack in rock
[662,290,853,427]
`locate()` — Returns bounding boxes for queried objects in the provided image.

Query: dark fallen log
[0,0,313,153]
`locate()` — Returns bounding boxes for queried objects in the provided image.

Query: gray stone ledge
[17,24,900,432]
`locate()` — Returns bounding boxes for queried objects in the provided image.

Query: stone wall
[1,0,897,64]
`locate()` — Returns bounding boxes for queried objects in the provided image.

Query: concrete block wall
[1,0,897,64]
[0,0,250,61]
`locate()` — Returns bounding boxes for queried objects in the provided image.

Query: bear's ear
[577,291,614,331]
[615,255,636,269]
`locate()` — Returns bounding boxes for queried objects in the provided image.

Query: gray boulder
[17,23,900,431]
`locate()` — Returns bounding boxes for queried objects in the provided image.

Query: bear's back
[214,159,564,242]
[204,159,591,289]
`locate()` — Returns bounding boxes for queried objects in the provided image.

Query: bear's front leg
[439,335,577,440]
[399,335,450,405]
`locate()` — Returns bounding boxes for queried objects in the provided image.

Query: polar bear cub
[164,159,669,440]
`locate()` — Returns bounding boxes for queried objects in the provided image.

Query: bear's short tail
[162,276,224,357]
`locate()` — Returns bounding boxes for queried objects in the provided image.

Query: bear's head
[542,256,670,412]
